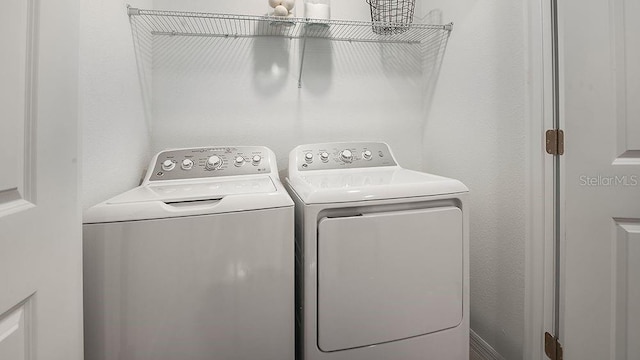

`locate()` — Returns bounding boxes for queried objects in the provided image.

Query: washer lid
[83,175,293,224]
[107,176,276,204]
[286,167,468,204]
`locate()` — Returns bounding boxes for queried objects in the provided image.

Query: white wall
[80,0,152,210]
[148,0,432,171]
[422,0,526,358]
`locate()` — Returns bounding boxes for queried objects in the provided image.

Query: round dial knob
[320,152,330,162]
[362,150,373,160]
[252,155,262,165]
[304,153,314,163]
[234,156,245,167]
[340,149,353,163]
[162,159,175,171]
[206,155,222,170]
[181,159,194,170]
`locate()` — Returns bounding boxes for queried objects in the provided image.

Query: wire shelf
[128,7,452,44]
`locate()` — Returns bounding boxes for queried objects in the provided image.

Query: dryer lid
[286,167,468,204]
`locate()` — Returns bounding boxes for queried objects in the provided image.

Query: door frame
[524,0,556,359]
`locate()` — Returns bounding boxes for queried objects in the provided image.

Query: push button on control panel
[162,160,176,171]
[305,153,314,163]
[340,149,353,163]
[181,159,194,170]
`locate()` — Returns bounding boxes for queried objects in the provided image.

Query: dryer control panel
[148,146,272,181]
[294,142,397,171]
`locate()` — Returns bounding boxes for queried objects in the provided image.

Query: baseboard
[470,330,505,360]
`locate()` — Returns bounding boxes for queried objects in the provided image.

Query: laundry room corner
[421,0,527,359]
[80,0,153,210]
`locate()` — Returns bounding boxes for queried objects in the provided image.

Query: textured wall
[80,0,152,210]
[422,1,526,358]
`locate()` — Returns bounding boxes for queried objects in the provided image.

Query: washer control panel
[296,142,397,171]
[149,146,271,181]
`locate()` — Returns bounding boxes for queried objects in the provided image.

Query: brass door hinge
[546,129,564,155]
[545,332,564,360]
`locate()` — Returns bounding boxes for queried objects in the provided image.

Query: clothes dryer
[285,142,469,360]
[83,146,293,360]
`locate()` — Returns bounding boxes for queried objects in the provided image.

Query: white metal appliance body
[285,142,469,360]
[83,146,294,360]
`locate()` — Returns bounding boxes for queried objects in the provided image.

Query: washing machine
[83,146,294,360]
[285,142,469,360]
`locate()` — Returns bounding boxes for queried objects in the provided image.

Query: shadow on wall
[253,36,292,96]
[419,9,449,119]
[299,37,333,95]
[129,11,153,134]
[253,21,293,96]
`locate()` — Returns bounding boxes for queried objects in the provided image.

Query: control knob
[252,155,262,165]
[340,149,353,163]
[206,155,222,170]
[162,160,175,171]
[362,150,373,161]
[304,153,314,163]
[181,159,194,170]
[234,156,245,167]
[320,152,330,162]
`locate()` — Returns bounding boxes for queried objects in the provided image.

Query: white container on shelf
[304,0,330,20]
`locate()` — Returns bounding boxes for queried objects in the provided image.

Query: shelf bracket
[127,6,140,16]
[298,32,308,88]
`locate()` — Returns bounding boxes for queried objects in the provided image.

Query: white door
[0,0,83,359]
[560,0,640,358]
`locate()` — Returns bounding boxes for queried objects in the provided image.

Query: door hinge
[545,129,564,155]
[545,332,564,360]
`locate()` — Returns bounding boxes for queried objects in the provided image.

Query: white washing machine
[83,146,294,360]
[285,142,469,360]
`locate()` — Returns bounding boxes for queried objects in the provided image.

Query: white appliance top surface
[84,146,293,224]
[106,176,276,205]
[286,142,468,204]
[287,167,468,204]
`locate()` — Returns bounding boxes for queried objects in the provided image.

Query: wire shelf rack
[128,7,452,88]
[127,7,452,45]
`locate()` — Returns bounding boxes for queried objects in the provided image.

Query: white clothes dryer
[285,142,469,360]
[83,146,293,360]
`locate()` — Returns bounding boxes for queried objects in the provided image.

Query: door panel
[614,221,640,360]
[0,0,30,211]
[0,0,82,358]
[614,0,640,163]
[317,207,463,352]
[0,300,31,360]
[561,0,640,358]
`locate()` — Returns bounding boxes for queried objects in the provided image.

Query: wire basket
[366,0,416,35]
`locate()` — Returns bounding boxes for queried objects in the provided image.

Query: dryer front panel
[317,206,463,352]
